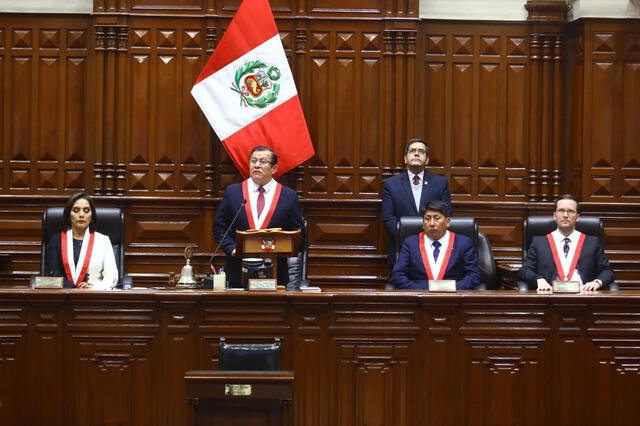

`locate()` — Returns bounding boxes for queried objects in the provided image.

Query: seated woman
[46,192,118,289]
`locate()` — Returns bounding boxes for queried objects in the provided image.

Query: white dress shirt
[408,170,424,213]
[423,230,451,279]
[247,178,277,229]
[551,229,582,283]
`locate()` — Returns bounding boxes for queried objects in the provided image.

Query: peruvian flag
[191,0,314,178]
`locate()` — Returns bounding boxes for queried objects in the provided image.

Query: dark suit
[382,171,451,264]
[214,181,304,286]
[390,232,480,290]
[518,234,615,289]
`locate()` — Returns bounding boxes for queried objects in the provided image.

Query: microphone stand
[202,199,247,288]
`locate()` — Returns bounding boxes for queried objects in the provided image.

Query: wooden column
[93,17,129,196]
[382,26,418,176]
[525,0,567,201]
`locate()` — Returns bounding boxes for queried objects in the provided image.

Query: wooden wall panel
[3,290,640,426]
[300,23,402,199]
[1,8,640,288]
[0,17,92,196]
[570,19,640,201]
[422,23,530,200]
[124,19,212,196]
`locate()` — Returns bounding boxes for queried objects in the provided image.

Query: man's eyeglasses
[555,208,577,215]
[249,158,272,166]
[407,148,427,155]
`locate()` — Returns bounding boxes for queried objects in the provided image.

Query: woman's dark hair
[62,192,98,232]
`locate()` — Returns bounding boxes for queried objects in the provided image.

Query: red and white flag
[191,0,314,178]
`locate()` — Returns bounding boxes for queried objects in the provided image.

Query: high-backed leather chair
[218,337,281,370]
[519,216,616,291]
[523,216,603,259]
[286,219,309,289]
[40,207,130,287]
[394,216,498,289]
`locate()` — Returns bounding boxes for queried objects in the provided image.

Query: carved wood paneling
[1,11,640,288]
[422,23,534,200]
[2,290,640,426]
[0,16,92,196]
[569,19,640,201]
[0,304,27,425]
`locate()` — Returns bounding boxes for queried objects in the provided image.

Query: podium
[235,229,301,285]
[185,370,294,426]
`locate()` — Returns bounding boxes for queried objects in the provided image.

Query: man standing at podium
[214,146,304,287]
[382,138,451,265]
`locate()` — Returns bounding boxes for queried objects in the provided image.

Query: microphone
[209,199,247,273]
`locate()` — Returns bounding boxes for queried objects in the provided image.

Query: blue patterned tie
[563,237,570,258]
[432,241,441,261]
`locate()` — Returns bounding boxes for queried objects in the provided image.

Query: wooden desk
[1,289,639,425]
[497,262,521,289]
[185,370,293,426]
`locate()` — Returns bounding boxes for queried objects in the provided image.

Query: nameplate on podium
[248,279,277,291]
[428,280,456,292]
[33,276,63,289]
[553,280,580,293]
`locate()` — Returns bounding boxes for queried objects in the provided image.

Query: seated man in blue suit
[518,194,614,292]
[382,138,451,265]
[214,146,304,287]
[390,200,480,290]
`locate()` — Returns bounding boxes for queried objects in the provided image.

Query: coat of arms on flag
[231,61,281,108]
[191,0,314,178]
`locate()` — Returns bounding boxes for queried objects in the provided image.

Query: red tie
[413,175,420,185]
[257,186,265,217]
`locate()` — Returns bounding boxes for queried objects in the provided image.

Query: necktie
[563,237,570,258]
[432,241,441,261]
[412,175,420,185]
[257,186,265,217]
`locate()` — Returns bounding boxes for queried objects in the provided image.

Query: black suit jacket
[518,234,615,289]
[381,170,451,264]
[213,181,304,286]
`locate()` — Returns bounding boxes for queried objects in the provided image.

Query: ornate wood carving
[1,10,639,288]
[526,0,568,201]
[1,290,640,425]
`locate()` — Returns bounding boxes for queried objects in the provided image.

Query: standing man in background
[382,138,451,265]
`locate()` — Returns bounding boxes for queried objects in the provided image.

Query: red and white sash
[242,180,282,230]
[546,232,586,281]
[418,231,455,280]
[61,228,95,287]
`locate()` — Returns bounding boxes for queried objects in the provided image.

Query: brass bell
[177,246,198,288]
